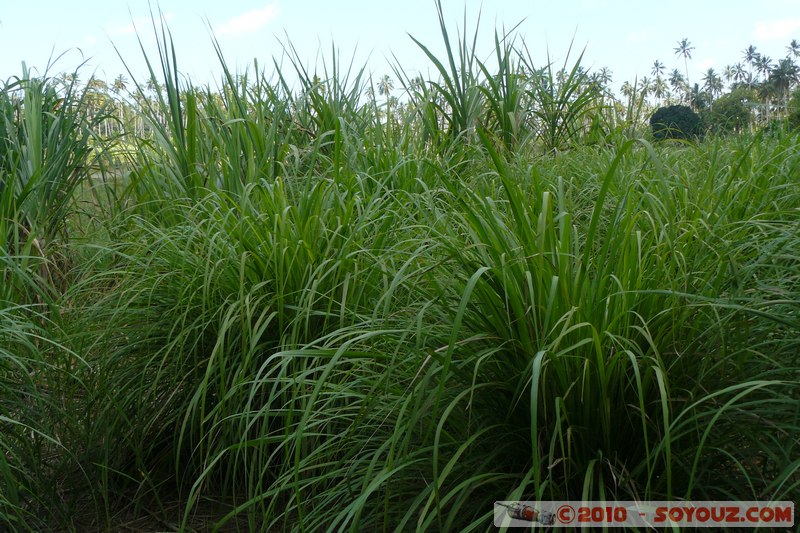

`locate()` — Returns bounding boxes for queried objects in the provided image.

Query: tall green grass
[1,5,798,531]
[0,66,104,251]
[0,64,107,529]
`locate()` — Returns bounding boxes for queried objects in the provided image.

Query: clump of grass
[0,254,95,530]
[1,4,798,531]
[0,66,104,253]
[0,61,108,530]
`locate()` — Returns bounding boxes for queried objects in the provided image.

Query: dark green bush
[650,104,703,140]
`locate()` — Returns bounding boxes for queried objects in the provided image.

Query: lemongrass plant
[1,4,798,531]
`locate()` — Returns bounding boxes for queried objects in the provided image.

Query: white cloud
[753,18,800,41]
[107,13,175,37]
[215,3,279,37]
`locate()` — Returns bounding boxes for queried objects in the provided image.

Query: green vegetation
[1,5,799,531]
[650,104,703,140]
[789,86,800,130]
[704,86,758,134]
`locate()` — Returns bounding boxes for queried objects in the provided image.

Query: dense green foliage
[789,86,800,130]
[1,7,799,531]
[704,86,757,134]
[650,104,703,140]
[0,67,102,253]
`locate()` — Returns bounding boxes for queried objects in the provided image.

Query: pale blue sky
[1,1,799,94]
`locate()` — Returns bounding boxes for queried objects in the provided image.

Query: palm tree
[84,77,111,135]
[62,72,81,92]
[755,55,773,82]
[55,72,71,93]
[750,55,776,124]
[758,81,777,124]
[787,39,800,60]
[652,76,668,104]
[651,60,665,79]
[702,68,723,108]
[723,65,734,87]
[651,60,665,104]
[620,81,634,100]
[146,76,159,96]
[311,74,326,97]
[743,45,760,82]
[112,75,129,133]
[688,83,708,111]
[592,68,613,106]
[598,67,613,87]
[732,63,749,85]
[638,76,651,101]
[674,38,695,84]
[669,68,686,102]
[378,74,394,123]
[556,68,567,87]
[743,45,759,64]
[364,82,376,102]
[112,74,128,95]
[132,91,148,137]
[770,58,800,115]
[85,77,107,107]
[378,74,394,99]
